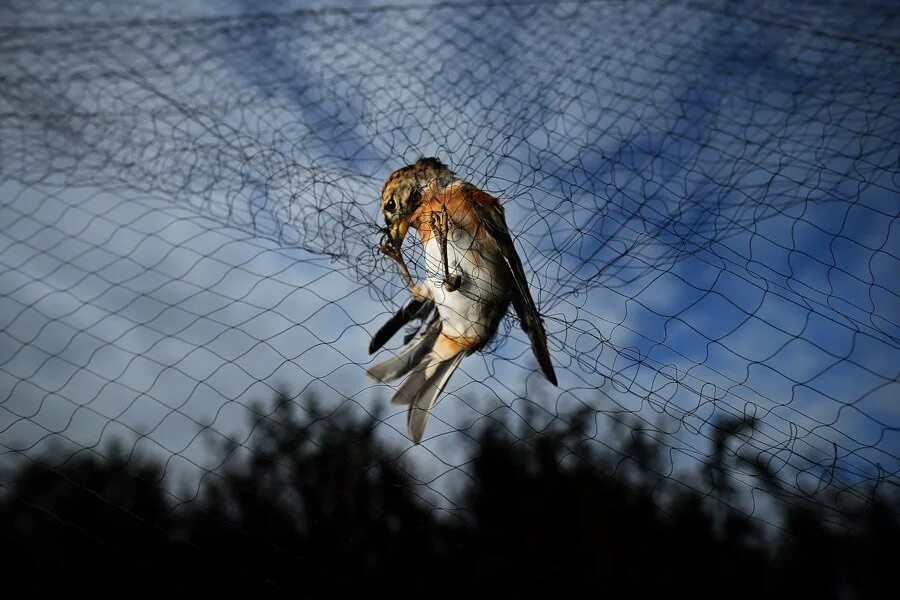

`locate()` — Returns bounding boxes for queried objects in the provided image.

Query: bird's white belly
[423,226,508,343]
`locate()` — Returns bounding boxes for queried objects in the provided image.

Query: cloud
[1,0,897,520]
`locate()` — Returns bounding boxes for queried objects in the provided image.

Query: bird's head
[380,157,454,245]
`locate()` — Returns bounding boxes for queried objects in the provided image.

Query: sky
[1,0,898,524]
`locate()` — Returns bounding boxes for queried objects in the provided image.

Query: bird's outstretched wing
[462,185,557,386]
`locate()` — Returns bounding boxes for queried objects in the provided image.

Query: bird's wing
[369,296,435,354]
[461,185,557,385]
[367,311,441,383]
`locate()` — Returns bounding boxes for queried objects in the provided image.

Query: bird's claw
[378,240,399,260]
[443,274,462,292]
[430,205,461,292]
[379,238,418,293]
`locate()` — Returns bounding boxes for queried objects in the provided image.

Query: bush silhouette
[1,392,895,598]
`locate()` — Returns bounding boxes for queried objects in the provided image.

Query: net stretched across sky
[0,0,898,529]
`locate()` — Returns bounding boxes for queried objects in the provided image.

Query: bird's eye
[384,198,396,213]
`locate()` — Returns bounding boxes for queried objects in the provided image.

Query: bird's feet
[443,273,462,292]
[379,239,416,291]
[429,206,462,292]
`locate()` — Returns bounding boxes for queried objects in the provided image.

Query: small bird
[368,157,556,443]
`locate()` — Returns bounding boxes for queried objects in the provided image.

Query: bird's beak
[390,219,409,247]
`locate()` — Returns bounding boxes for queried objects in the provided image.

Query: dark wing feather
[463,186,557,385]
[369,297,435,354]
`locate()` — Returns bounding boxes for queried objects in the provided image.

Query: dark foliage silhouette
[1,391,895,598]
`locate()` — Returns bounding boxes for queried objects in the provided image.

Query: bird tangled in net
[367,157,557,443]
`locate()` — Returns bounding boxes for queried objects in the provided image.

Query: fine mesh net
[1,0,898,540]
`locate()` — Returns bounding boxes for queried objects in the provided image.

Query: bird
[367,157,556,444]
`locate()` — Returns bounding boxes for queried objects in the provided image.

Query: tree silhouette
[1,390,895,598]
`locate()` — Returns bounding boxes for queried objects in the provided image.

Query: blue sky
[1,0,897,523]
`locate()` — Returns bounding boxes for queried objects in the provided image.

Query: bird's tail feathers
[392,350,466,444]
